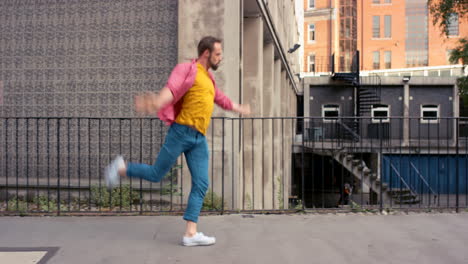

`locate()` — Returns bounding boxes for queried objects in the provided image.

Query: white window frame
[308,54,316,72]
[372,105,390,123]
[308,24,316,43]
[308,0,315,9]
[420,105,440,124]
[322,104,340,123]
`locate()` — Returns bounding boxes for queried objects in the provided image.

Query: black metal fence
[299,117,468,212]
[0,117,296,215]
[1,116,468,215]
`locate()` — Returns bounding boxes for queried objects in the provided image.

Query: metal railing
[1,116,468,215]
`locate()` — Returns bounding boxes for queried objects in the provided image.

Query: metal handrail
[410,162,438,202]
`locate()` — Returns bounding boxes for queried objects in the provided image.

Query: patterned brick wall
[0,0,178,118]
[0,1,178,184]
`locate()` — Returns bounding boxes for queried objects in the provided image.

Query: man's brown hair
[197,36,222,57]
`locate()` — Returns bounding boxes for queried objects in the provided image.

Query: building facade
[302,0,467,76]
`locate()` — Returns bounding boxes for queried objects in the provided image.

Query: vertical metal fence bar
[301,117,305,210]
[379,118,383,212]
[159,121,163,212]
[262,119,265,209]
[252,118,255,210]
[78,119,81,211]
[139,119,143,214]
[98,119,101,212]
[67,119,71,211]
[418,118,421,209]
[88,119,91,211]
[399,117,403,210]
[149,119,153,212]
[427,119,431,208]
[130,120,133,212]
[26,119,30,212]
[36,119,40,211]
[4,119,9,211]
[47,119,50,212]
[222,118,225,213]
[310,118,315,209]
[119,119,123,212]
[242,118,245,210]
[281,118,284,210]
[15,119,19,211]
[272,118,275,209]
[456,118,459,212]
[437,118,440,207]
[211,120,215,210]
[447,118,450,208]
[108,119,112,211]
[231,119,235,210]
[57,119,61,215]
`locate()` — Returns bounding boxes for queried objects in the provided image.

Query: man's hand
[233,103,251,116]
[134,88,174,116]
[134,93,149,116]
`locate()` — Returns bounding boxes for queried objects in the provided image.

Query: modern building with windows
[302,0,467,77]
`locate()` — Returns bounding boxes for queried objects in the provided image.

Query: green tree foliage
[429,0,468,113]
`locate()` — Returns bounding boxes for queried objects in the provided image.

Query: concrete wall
[178,0,299,210]
[409,86,454,140]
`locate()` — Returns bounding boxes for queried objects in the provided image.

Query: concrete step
[388,188,412,195]
[392,194,418,201]
[395,199,421,204]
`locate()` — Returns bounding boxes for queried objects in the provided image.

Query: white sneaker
[105,155,125,189]
[182,232,216,247]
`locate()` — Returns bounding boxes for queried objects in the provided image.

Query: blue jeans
[126,123,209,223]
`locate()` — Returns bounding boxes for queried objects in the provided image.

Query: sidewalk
[1,212,468,264]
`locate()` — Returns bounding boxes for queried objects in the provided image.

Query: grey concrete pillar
[242,17,263,210]
[262,43,275,209]
[272,59,284,209]
[403,83,410,146]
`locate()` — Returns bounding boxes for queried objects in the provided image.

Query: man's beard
[208,55,220,71]
[210,63,219,71]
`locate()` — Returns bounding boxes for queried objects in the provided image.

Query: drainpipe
[255,0,299,95]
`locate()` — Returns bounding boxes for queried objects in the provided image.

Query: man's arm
[134,87,174,116]
[214,88,251,115]
[232,103,251,115]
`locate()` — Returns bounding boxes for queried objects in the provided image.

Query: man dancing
[105,36,250,246]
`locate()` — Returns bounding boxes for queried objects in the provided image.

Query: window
[405,3,429,67]
[308,24,316,42]
[322,104,340,122]
[447,13,459,36]
[373,51,380,69]
[372,16,380,38]
[373,0,380,3]
[384,0,391,3]
[384,15,392,38]
[421,105,440,124]
[308,0,315,9]
[446,49,455,64]
[372,105,390,123]
[308,54,316,72]
[384,51,392,69]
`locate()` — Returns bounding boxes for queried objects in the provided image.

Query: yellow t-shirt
[175,63,215,135]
